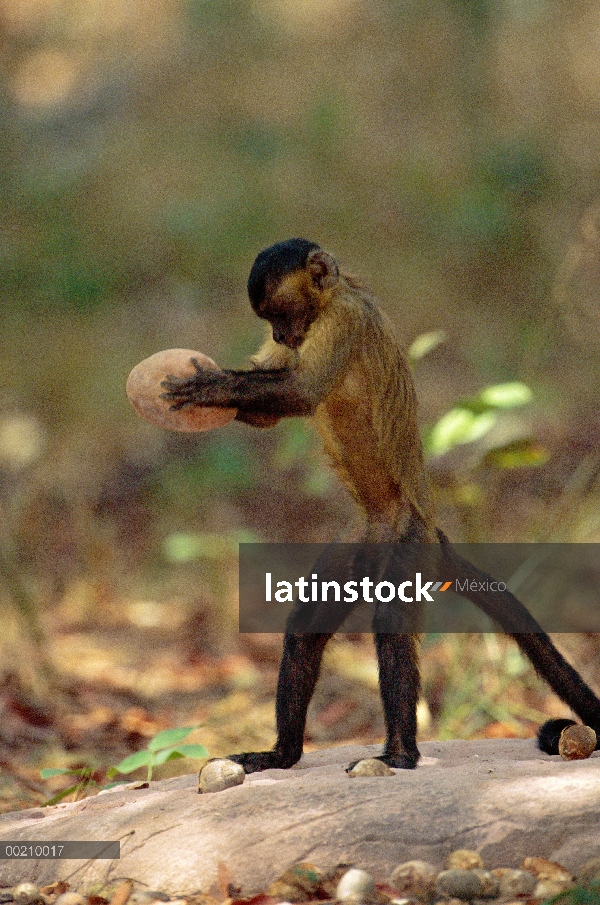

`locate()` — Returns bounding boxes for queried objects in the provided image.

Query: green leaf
[485,440,549,469]
[163,532,227,562]
[168,743,209,759]
[162,532,204,562]
[408,330,446,362]
[43,784,88,807]
[477,381,532,409]
[114,750,152,774]
[147,726,197,752]
[426,408,497,456]
[162,530,257,563]
[40,768,77,779]
[152,748,186,767]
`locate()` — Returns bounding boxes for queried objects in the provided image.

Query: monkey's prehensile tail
[436,533,600,754]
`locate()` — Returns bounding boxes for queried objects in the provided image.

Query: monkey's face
[265,306,317,349]
[249,246,340,349]
[258,272,322,349]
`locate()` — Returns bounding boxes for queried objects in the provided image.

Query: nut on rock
[559,724,597,760]
[198,758,245,793]
[126,349,237,432]
[347,758,394,776]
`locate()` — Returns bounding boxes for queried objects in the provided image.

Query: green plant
[409,330,547,468]
[40,766,103,806]
[424,380,534,458]
[41,727,209,803]
[409,331,550,542]
[107,727,208,783]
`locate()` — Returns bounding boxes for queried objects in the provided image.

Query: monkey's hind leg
[228,631,333,773]
[230,542,364,773]
[347,633,421,771]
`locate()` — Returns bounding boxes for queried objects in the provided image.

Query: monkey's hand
[228,750,301,774]
[160,359,224,410]
[346,753,419,772]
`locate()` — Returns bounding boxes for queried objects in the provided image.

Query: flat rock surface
[0,739,599,895]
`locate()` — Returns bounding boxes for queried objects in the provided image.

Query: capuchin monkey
[162,238,600,771]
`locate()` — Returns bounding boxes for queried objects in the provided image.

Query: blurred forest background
[1,0,600,810]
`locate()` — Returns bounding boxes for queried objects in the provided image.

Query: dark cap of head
[248,238,319,309]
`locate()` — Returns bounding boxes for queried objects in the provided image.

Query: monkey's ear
[306,249,339,291]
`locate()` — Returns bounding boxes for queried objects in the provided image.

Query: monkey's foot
[227,750,300,774]
[346,752,419,772]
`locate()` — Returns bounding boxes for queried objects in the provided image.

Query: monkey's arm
[162,307,356,418]
[234,340,298,426]
[162,360,322,416]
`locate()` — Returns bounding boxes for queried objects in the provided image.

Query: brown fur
[251,272,435,538]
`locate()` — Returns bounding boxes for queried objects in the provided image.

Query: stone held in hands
[126,349,237,433]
